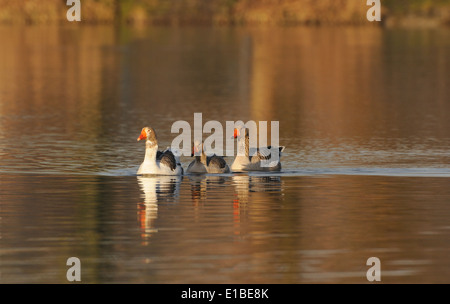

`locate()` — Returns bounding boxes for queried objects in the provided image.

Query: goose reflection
[233,174,282,196]
[232,174,284,204]
[188,174,227,205]
[232,174,284,236]
[137,175,182,243]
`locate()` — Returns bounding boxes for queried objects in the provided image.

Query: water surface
[0,25,449,283]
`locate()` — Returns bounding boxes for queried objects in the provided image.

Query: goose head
[233,126,248,139]
[137,127,158,144]
[191,139,203,157]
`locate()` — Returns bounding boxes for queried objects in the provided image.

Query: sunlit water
[0,25,449,283]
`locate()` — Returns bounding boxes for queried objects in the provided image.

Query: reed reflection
[137,175,182,244]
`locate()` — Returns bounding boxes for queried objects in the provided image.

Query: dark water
[0,25,449,283]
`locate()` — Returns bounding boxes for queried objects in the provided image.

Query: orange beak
[233,128,239,138]
[137,129,147,141]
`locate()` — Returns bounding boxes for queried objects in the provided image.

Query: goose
[136,127,183,175]
[230,126,285,172]
[186,140,230,174]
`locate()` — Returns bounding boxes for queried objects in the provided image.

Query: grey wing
[252,148,271,162]
[251,146,284,162]
[187,160,194,171]
[207,155,228,169]
[158,149,177,171]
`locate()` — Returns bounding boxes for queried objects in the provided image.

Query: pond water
[0,25,449,283]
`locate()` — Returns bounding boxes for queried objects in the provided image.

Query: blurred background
[0,0,449,26]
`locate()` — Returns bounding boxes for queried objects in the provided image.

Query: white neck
[144,140,158,163]
[237,136,247,157]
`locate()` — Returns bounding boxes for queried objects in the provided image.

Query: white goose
[186,140,230,174]
[136,127,183,175]
[231,126,285,172]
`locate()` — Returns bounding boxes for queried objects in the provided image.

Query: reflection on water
[2,173,450,283]
[137,175,182,243]
[188,174,227,203]
[232,175,283,205]
[0,25,449,283]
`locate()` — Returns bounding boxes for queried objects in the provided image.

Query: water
[0,25,449,283]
